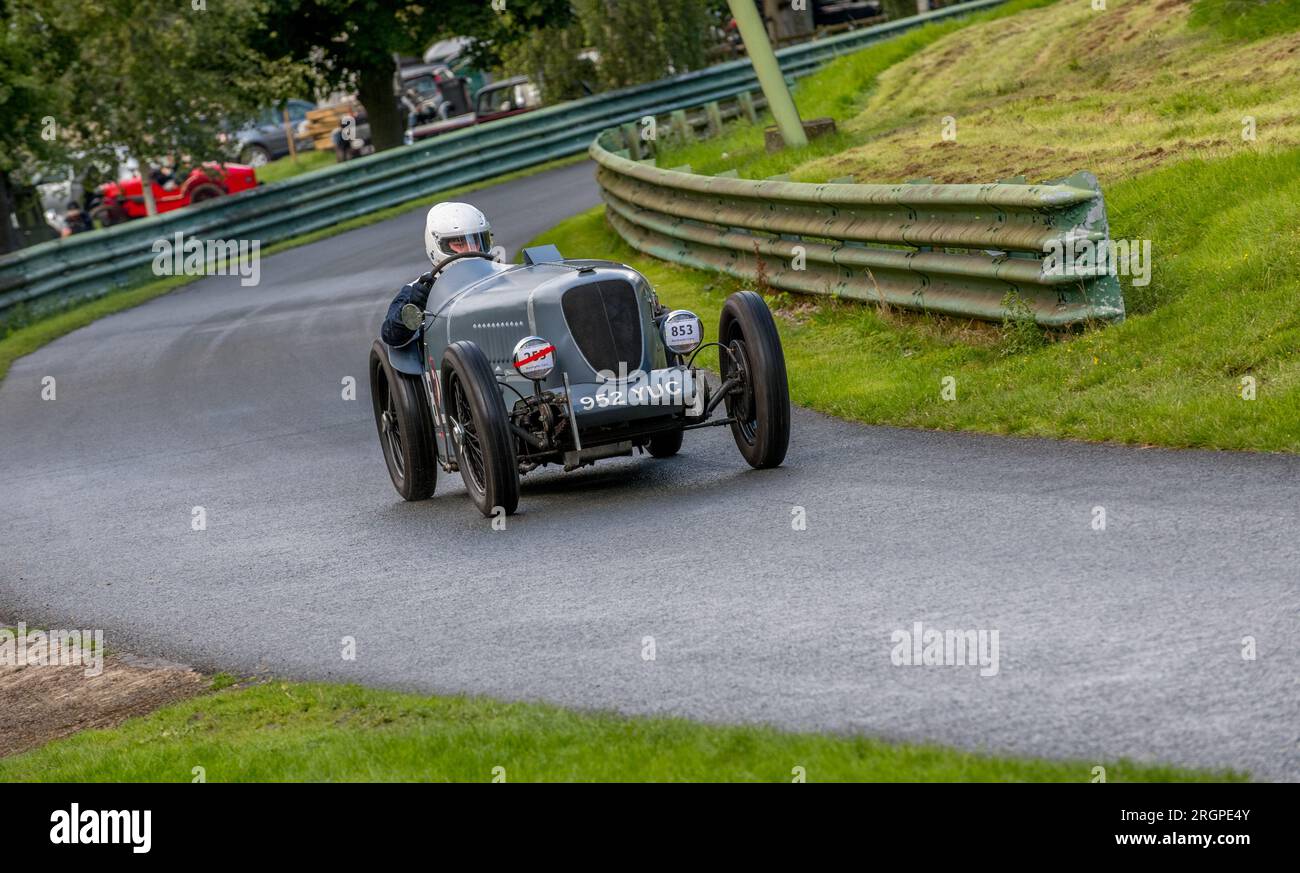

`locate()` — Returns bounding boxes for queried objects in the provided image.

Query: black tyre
[718,290,790,469]
[187,182,224,204]
[647,428,684,458]
[441,341,519,517]
[239,144,272,166]
[369,340,436,501]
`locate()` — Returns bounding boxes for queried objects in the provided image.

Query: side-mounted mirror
[399,303,424,332]
[489,244,507,263]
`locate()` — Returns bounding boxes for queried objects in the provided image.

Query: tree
[499,0,718,102]
[0,0,309,247]
[496,23,595,104]
[252,1,572,153]
[574,0,713,90]
[48,0,308,215]
[0,0,75,252]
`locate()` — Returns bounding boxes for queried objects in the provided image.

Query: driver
[381,202,493,347]
[151,158,182,192]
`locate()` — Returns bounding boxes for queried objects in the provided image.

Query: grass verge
[0,679,1239,782]
[255,148,335,183]
[0,153,588,385]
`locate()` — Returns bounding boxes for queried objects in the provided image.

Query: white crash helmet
[424,201,492,265]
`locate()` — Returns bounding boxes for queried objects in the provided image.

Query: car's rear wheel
[369,341,436,501]
[442,341,519,517]
[187,182,225,204]
[718,290,790,469]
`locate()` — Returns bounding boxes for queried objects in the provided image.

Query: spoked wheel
[441,341,519,517]
[369,340,436,500]
[380,381,407,478]
[718,290,790,469]
[448,371,487,491]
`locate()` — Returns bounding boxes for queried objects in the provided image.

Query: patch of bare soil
[0,628,208,757]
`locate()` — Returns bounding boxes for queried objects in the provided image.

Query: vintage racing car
[90,162,259,225]
[368,245,790,516]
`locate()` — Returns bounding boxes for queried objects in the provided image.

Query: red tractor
[89,162,259,226]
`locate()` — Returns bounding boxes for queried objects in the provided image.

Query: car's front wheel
[442,341,520,517]
[369,341,436,501]
[718,290,790,469]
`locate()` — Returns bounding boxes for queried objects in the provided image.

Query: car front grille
[561,280,643,374]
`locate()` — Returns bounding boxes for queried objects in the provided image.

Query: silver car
[228,100,316,166]
[368,245,791,517]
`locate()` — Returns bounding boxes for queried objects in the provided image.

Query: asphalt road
[2,160,1297,780]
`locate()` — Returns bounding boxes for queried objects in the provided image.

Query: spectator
[61,201,94,236]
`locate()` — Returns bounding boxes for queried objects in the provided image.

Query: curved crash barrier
[591,129,1125,327]
[0,0,1009,321]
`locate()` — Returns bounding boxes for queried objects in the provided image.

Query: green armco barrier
[0,0,1007,320]
[590,129,1125,327]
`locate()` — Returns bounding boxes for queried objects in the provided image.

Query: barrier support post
[726,0,807,148]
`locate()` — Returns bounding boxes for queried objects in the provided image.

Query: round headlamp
[661,309,703,355]
[512,336,556,381]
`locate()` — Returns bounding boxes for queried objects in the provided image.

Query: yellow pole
[283,106,298,162]
[726,0,806,147]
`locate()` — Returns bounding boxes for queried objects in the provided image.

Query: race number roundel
[513,336,556,380]
[662,309,703,354]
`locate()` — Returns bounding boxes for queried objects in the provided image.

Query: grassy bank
[0,680,1237,782]
[0,153,588,384]
[660,0,1300,184]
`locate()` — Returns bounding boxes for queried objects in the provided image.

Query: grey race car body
[370,244,790,516]
[393,246,685,459]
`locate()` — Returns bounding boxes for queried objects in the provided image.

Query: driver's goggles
[443,232,491,254]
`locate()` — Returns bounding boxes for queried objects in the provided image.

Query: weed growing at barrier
[998,291,1046,357]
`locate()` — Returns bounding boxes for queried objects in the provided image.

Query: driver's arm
[381,273,434,347]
